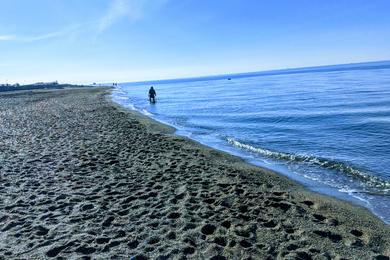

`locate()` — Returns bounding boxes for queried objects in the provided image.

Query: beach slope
[0,88,389,259]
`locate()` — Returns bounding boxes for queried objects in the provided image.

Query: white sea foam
[141,109,153,116]
[115,96,128,100]
[126,104,136,110]
[227,137,390,194]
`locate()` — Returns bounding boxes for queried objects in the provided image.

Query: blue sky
[1,0,390,84]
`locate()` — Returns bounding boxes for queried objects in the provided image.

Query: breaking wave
[227,138,390,194]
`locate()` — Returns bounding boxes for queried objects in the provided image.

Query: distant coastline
[0,82,109,93]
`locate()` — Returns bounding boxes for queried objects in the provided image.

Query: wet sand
[0,88,389,259]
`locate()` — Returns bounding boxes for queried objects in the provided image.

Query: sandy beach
[0,88,389,259]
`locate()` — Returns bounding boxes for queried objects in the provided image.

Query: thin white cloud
[99,0,131,32]
[18,31,69,42]
[0,24,89,43]
[0,35,15,41]
[1,1,169,43]
[0,31,67,42]
[98,0,169,33]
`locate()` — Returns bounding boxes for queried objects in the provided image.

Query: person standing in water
[149,86,156,103]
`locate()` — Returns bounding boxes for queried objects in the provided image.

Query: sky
[1,0,390,84]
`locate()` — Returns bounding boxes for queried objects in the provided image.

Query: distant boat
[227,78,231,80]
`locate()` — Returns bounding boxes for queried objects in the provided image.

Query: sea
[111,61,390,224]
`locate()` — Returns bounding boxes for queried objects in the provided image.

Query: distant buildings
[0,81,82,93]
[0,81,58,87]
[29,81,59,86]
[0,83,19,87]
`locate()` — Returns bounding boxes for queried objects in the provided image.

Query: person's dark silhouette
[149,86,156,103]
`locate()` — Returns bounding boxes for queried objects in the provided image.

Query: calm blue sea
[112,61,390,223]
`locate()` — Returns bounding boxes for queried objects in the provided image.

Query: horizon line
[2,59,390,86]
[114,59,390,86]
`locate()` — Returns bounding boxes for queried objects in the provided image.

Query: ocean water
[112,61,390,223]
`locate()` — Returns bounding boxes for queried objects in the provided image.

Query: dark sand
[0,88,389,259]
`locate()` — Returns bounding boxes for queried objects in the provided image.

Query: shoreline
[109,91,385,216]
[109,90,390,225]
[0,88,389,258]
[111,87,390,225]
